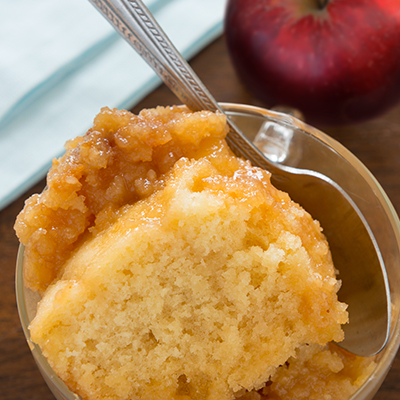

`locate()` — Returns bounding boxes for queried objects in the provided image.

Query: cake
[15,106,373,400]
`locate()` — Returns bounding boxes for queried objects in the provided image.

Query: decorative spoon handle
[88,0,276,171]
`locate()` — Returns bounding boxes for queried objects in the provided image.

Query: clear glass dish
[16,103,400,400]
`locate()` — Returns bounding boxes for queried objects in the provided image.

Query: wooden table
[1,35,399,400]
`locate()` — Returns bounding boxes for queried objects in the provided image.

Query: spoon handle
[88,0,275,172]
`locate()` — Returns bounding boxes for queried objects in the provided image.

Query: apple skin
[225,0,400,126]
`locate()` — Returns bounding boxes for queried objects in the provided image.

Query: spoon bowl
[223,103,391,356]
[88,0,391,356]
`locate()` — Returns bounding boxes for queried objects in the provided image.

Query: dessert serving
[15,106,375,400]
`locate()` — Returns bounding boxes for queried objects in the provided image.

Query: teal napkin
[0,0,226,210]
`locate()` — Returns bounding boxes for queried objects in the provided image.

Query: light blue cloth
[0,0,226,210]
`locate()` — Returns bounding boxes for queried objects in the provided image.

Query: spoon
[88,0,390,357]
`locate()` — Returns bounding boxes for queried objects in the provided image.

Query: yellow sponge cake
[15,106,372,400]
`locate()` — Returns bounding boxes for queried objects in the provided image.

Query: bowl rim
[15,102,400,400]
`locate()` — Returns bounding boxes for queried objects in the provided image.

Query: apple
[225,0,400,126]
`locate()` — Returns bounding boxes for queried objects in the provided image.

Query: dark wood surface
[1,34,399,400]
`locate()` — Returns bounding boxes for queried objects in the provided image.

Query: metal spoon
[88,0,391,357]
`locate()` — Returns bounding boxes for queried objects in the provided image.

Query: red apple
[225,0,400,126]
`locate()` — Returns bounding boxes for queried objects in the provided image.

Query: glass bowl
[16,103,400,400]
